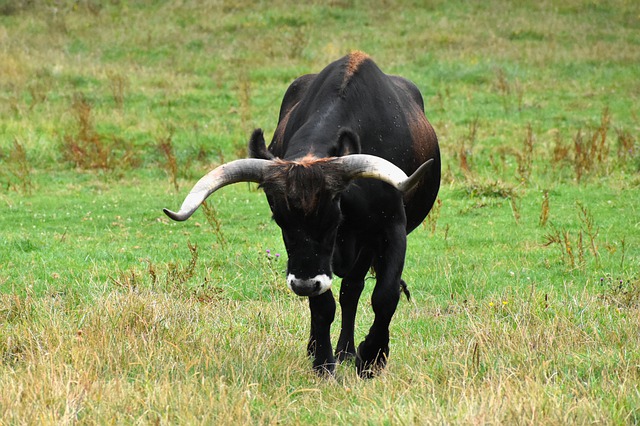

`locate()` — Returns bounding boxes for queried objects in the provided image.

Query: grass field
[1,0,639,424]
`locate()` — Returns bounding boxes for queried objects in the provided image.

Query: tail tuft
[400,280,411,302]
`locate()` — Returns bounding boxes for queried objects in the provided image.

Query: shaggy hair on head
[260,157,348,215]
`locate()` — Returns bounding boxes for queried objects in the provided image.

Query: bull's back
[272,53,441,232]
[337,60,440,233]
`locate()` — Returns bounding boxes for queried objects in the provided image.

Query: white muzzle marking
[287,273,332,296]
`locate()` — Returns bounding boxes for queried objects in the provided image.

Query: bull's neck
[281,101,348,161]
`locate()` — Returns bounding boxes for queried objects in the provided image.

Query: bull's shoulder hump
[283,74,317,103]
[278,73,317,122]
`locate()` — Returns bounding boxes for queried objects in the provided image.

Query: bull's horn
[163,158,271,221]
[334,154,434,195]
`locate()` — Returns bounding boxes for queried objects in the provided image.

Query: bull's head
[163,131,433,297]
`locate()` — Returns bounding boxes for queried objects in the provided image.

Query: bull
[164,52,441,377]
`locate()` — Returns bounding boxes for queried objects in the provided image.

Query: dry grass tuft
[61,95,138,170]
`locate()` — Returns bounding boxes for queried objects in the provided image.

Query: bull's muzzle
[287,274,332,297]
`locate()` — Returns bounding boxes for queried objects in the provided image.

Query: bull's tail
[400,279,411,302]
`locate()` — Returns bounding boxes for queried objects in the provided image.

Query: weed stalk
[459,117,478,177]
[539,190,549,227]
[7,138,33,195]
[157,133,179,192]
[577,202,600,266]
[201,201,227,247]
[517,124,534,184]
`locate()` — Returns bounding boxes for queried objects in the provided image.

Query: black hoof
[336,349,356,363]
[356,341,388,379]
[313,361,336,377]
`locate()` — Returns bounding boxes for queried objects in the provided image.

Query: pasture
[1,0,639,423]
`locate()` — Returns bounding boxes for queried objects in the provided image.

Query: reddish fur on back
[340,51,370,95]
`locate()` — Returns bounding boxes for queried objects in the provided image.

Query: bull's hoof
[335,340,357,363]
[307,340,316,358]
[313,360,336,377]
[309,343,336,376]
[335,348,356,363]
[356,341,389,379]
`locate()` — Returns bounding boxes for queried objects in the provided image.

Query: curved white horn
[333,154,434,195]
[163,158,271,221]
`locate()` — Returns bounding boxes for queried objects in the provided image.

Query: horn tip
[163,208,189,222]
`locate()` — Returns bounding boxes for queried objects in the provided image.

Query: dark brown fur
[407,102,437,165]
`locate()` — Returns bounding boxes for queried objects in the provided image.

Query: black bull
[164,52,441,377]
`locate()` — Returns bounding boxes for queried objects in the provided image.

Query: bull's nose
[287,274,332,297]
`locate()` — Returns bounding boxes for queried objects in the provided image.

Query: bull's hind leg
[308,290,336,375]
[356,226,406,378]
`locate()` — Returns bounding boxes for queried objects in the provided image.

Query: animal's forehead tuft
[261,158,347,215]
[273,155,335,168]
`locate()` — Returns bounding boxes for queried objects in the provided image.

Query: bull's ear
[248,128,275,160]
[332,128,361,157]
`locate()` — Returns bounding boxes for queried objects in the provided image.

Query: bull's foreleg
[307,290,336,375]
[356,288,400,378]
[356,228,406,378]
[335,276,364,362]
[335,249,372,362]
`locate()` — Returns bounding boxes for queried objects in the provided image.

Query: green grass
[1,0,640,424]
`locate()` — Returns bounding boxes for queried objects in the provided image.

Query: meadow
[1,0,639,423]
